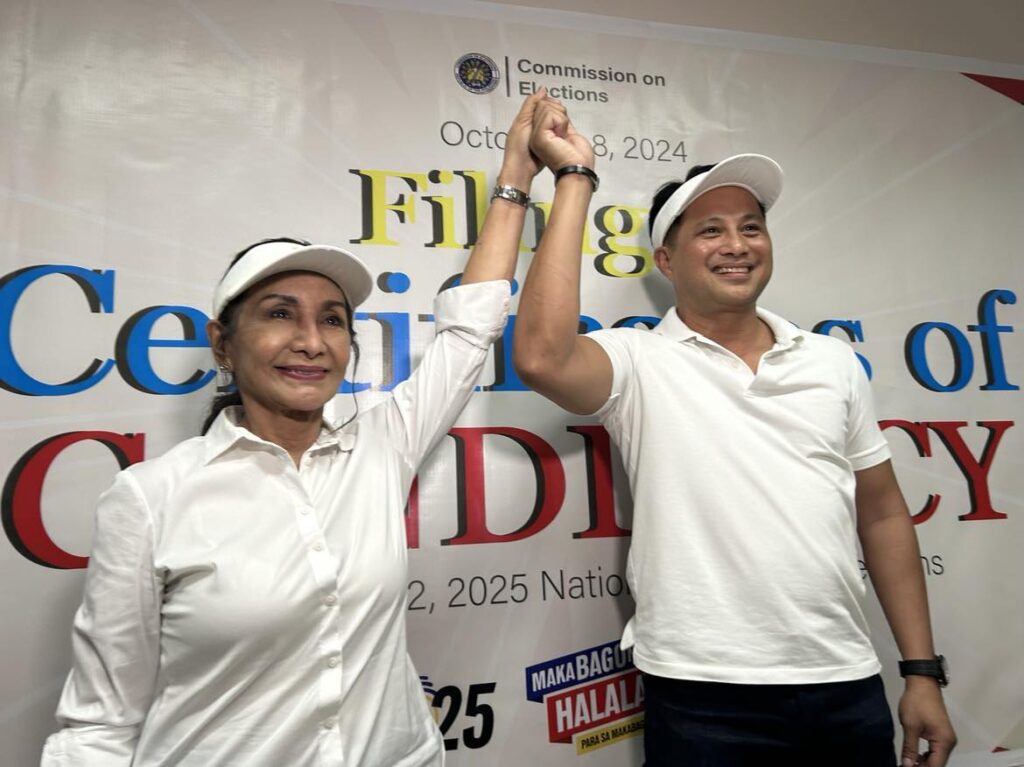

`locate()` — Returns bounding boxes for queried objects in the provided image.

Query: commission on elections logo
[454,53,500,94]
[525,640,644,755]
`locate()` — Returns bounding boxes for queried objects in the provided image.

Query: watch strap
[898,655,948,686]
[553,164,599,192]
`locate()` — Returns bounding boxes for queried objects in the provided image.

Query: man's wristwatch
[898,655,949,687]
[553,164,600,192]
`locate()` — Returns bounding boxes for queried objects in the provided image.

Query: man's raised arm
[512,97,613,415]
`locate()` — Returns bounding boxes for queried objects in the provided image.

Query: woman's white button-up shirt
[42,281,511,766]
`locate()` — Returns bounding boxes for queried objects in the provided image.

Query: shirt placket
[696,340,756,387]
[288,447,346,764]
[749,341,796,394]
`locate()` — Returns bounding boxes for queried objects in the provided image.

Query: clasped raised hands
[498,88,595,190]
[529,88,595,174]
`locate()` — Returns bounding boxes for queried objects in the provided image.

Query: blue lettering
[905,322,974,392]
[0,265,115,395]
[813,319,873,379]
[612,315,660,330]
[343,312,411,393]
[969,289,1017,391]
[115,306,215,395]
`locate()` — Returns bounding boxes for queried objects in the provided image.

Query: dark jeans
[643,673,896,767]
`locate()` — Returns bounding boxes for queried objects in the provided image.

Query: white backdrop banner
[1,1,1021,765]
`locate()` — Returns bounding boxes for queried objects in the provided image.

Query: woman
[42,92,546,766]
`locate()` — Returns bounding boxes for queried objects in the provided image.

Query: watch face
[937,654,949,684]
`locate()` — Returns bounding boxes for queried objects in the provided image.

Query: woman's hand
[497,90,546,190]
[529,95,595,173]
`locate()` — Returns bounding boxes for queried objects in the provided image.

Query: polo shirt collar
[653,305,806,351]
[202,406,356,464]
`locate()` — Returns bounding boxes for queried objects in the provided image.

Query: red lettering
[443,427,565,545]
[926,420,1011,521]
[880,419,942,523]
[405,477,419,549]
[567,425,630,539]
[881,419,1012,523]
[2,431,145,569]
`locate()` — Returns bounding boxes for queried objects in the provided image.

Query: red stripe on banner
[963,73,1024,104]
[545,669,644,743]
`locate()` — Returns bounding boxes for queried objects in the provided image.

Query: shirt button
[322,718,336,730]
[300,507,311,515]
[327,657,339,668]
[312,542,324,552]
[323,594,337,606]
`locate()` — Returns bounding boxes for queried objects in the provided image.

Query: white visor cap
[212,240,373,319]
[650,154,784,249]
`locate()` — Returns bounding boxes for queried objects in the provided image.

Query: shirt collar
[202,406,356,464]
[653,305,806,351]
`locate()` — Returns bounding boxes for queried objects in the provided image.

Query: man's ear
[653,245,673,279]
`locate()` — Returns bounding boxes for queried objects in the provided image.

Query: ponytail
[201,390,242,435]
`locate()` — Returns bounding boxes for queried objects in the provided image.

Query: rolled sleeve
[42,472,161,766]
[433,279,511,347]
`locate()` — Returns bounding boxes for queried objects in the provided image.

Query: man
[512,97,956,767]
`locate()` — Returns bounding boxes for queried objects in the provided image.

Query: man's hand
[529,96,594,173]
[898,678,957,767]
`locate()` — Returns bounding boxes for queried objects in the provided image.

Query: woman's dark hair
[201,237,360,434]
[648,162,766,246]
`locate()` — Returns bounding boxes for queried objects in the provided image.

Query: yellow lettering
[349,169,429,246]
[593,205,651,277]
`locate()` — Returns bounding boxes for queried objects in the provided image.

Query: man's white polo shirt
[588,305,891,684]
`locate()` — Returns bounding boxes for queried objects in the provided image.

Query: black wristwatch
[898,655,949,687]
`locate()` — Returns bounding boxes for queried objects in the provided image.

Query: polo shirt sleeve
[382,279,510,471]
[844,349,892,471]
[584,328,635,418]
[42,472,161,766]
